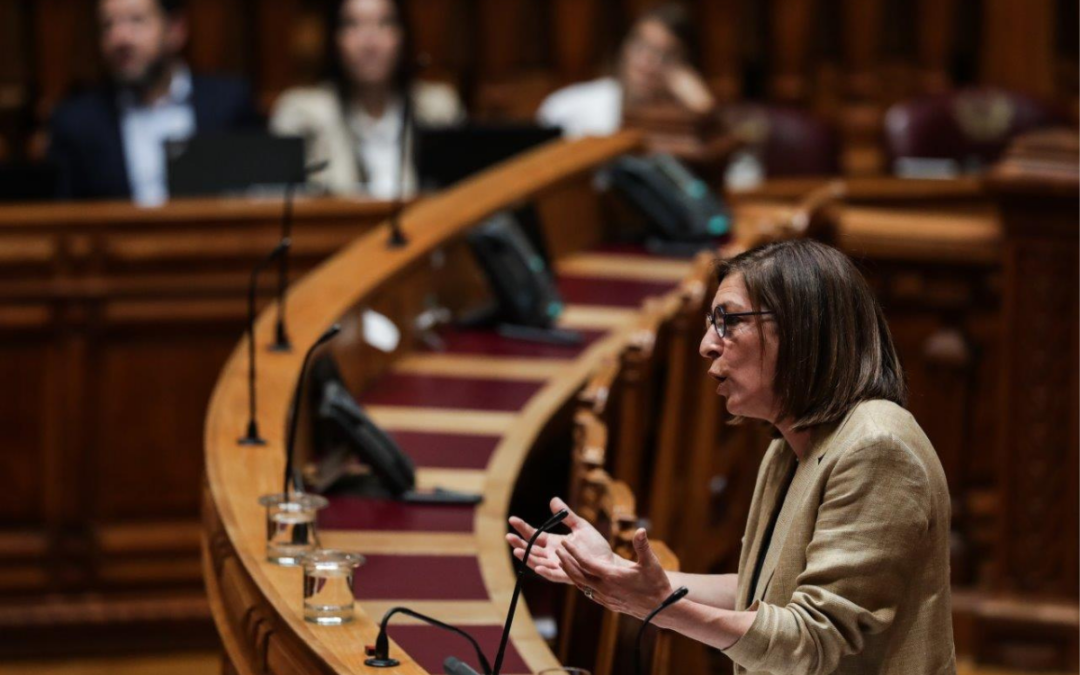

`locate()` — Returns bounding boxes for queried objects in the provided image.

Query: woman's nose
[699,328,723,360]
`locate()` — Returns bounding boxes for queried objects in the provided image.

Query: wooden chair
[561,408,681,675]
[647,252,715,543]
[558,452,637,673]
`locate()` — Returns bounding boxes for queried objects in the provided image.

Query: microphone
[444,656,481,675]
[491,509,570,675]
[387,89,412,248]
[270,159,331,352]
[239,238,291,445]
[635,586,689,675]
[282,324,341,495]
[364,607,492,674]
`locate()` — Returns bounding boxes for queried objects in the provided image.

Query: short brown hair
[716,239,906,431]
[633,3,698,65]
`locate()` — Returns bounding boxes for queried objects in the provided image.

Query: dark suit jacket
[48,74,262,200]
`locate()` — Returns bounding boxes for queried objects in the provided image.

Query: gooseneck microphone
[635,586,689,675]
[271,160,330,353]
[387,90,412,248]
[282,324,341,495]
[491,509,570,675]
[443,656,481,675]
[364,607,492,674]
[239,238,291,446]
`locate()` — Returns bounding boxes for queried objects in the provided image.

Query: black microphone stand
[282,324,341,495]
[635,586,689,675]
[491,509,569,675]
[387,87,412,248]
[270,160,330,353]
[239,238,291,445]
[364,606,492,674]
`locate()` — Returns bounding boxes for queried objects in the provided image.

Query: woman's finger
[508,516,539,540]
[534,563,571,584]
[556,547,591,587]
[513,546,557,568]
[505,533,535,550]
[563,539,609,577]
[550,497,585,531]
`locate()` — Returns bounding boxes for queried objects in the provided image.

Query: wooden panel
[980,0,1057,97]
[769,0,817,101]
[0,338,50,523]
[93,331,236,520]
[0,197,396,656]
[842,0,884,100]
[186,0,250,76]
[0,0,28,159]
[917,0,958,92]
[32,0,101,117]
[476,0,527,80]
[254,0,303,110]
[407,0,460,82]
[696,0,742,100]
[551,0,602,84]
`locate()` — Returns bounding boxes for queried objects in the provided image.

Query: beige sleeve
[269,90,313,137]
[414,82,466,126]
[722,437,932,675]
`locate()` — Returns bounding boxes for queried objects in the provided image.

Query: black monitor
[166,133,305,198]
[416,124,561,190]
[0,163,59,202]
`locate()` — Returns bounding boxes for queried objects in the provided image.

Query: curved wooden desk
[202,131,703,674]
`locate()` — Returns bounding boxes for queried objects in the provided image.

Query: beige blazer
[722,400,956,675]
[268,81,464,196]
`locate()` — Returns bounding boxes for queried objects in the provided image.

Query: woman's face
[336,0,403,89]
[619,18,684,103]
[699,273,780,423]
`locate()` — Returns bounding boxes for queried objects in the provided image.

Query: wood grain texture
[203,132,645,674]
[0,197,397,657]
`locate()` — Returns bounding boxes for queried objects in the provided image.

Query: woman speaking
[507,240,956,674]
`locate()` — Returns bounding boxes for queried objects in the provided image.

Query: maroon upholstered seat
[720,103,841,176]
[884,87,1065,171]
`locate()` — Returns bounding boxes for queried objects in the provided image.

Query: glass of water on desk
[300,549,365,625]
[258,492,329,566]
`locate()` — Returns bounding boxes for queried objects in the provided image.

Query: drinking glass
[258,492,329,566]
[300,549,365,625]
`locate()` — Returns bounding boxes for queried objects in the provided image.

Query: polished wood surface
[202,132,651,674]
[0,195,395,657]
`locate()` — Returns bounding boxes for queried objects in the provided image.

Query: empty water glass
[258,492,329,566]
[300,549,365,625]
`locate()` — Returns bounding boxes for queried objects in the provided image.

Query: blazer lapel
[750,427,835,603]
[739,446,797,608]
[103,92,132,198]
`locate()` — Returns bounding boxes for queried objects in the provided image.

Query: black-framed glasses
[707,306,775,339]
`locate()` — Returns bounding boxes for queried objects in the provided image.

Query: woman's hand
[505,497,628,585]
[561,527,674,620]
[664,63,716,115]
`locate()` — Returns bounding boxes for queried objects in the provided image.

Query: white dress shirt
[348,99,416,200]
[118,67,196,206]
[536,77,623,138]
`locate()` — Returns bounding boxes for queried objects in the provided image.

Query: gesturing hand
[505,497,629,585]
[560,526,674,620]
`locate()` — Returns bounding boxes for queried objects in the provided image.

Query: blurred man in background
[48,0,260,204]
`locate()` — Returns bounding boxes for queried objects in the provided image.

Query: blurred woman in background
[271,0,464,198]
[537,2,715,138]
